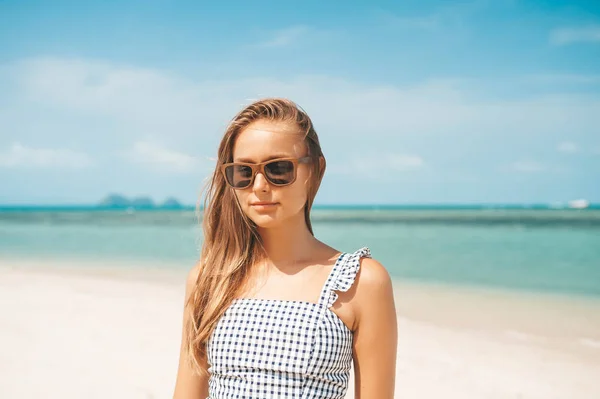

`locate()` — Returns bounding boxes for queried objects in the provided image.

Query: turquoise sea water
[1,207,599,298]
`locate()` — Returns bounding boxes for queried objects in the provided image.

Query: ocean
[1,206,599,298]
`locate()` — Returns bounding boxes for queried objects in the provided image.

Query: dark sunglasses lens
[265,160,295,185]
[225,165,253,188]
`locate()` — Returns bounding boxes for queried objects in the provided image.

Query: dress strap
[318,247,372,308]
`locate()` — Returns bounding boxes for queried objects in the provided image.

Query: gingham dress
[206,247,372,399]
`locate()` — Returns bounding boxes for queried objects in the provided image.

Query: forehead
[233,120,306,162]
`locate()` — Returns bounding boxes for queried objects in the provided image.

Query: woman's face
[231,120,311,229]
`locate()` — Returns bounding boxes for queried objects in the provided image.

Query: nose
[252,171,270,192]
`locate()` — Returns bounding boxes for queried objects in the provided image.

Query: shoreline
[3,255,600,340]
[3,253,600,301]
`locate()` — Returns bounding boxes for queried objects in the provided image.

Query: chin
[244,204,304,229]
[248,213,279,228]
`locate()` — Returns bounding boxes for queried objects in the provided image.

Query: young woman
[173,98,397,399]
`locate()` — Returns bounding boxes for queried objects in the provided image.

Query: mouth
[250,202,278,206]
[250,202,279,210]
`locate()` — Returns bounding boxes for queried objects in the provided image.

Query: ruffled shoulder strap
[319,247,372,309]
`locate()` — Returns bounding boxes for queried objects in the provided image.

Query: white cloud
[385,154,425,170]
[557,141,579,153]
[0,142,93,168]
[124,141,201,173]
[14,57,217,136]
[550,25,600,45]
[509,160,546,173]
[4,58,470,143]
[3,56,600,181]
[8,57,600,142]
[255,26,310,48]
[330,153,425,177]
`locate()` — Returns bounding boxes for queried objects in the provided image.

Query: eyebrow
[234,153,294,163]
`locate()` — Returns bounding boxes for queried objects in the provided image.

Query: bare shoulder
[356,257,393,290]
[352,257,395,323]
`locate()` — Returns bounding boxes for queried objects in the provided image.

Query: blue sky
[0,0,599,205]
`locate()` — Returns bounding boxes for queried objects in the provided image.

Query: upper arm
[351,257,398,399]
[173,263,209,399]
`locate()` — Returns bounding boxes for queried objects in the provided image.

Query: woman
[173,98,397,398]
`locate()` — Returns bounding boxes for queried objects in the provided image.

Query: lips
[251,202,278,206]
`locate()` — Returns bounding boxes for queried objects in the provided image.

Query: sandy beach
[1,257,599,399]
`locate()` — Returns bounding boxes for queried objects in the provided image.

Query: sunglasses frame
[221,156,313,189]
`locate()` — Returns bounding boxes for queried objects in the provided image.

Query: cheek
[278,188,307,217]
[284,171,310,206]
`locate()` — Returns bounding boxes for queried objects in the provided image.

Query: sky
[0,0,599,205]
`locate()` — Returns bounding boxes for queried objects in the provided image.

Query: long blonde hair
[185,98,326,375]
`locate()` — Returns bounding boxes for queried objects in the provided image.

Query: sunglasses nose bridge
[251,164,270,189]
[257,163,267,177]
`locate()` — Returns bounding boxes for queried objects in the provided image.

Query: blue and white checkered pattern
[206,247,371,399]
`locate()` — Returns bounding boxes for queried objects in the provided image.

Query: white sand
[1,258,599,399]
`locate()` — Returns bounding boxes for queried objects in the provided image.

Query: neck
[256,211,319,267]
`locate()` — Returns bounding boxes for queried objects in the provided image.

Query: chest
[206,298,353,375]
[241,264,335,304]
[207,299,323,375]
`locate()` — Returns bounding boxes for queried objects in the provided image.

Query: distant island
[98,194,186,209]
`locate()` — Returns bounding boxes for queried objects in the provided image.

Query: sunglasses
[221,156,312,189]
